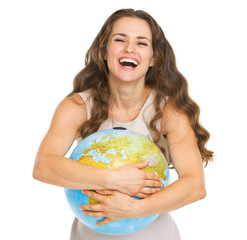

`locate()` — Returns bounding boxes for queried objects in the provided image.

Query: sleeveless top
[70,89,180,240]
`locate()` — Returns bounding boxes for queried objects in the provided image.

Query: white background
[1,0,246,239]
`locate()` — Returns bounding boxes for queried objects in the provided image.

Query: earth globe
[64,128,169,235]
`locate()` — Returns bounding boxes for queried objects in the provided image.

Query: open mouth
[119,58,139,69]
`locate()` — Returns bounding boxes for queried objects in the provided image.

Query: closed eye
[114,39,125,43]
[138,42,148,46]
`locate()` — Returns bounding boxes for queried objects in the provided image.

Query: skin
[33,17,206,226]
[105,17,154,121]
[33,17,161,198]
[80,99,206,225]
[33,94,162,196]
[78,17,206,225]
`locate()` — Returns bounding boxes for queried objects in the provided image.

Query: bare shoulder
[59,94,86,112]
[161,98,192,136]
[51,93,87,130]
[35,94,88,158]
[161,99,202,176]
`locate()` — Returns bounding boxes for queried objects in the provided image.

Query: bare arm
[79,99,206,224]
[135,99,206,216]
[33,94,161,194]
[33,94,110,189]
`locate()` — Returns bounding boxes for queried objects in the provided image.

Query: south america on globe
[64,129,170,235]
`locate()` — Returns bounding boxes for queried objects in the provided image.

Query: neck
[109,81,150,111]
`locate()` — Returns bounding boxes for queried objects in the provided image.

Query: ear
[149,57,155,67]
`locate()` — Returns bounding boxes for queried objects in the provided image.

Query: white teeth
[119,58,138,66]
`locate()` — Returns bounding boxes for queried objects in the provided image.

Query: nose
[124,41,135,53]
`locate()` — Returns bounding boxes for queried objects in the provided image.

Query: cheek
[106,56,118,73]
[106,44,120,59]
[105,47,121,69]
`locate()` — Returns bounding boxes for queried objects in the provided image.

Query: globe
[64,129,169,235]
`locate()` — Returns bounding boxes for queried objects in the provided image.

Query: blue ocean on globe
[65,129,170,235]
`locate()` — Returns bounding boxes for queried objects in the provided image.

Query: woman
[33,9,213,240]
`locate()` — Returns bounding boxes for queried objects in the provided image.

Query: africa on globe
[64,129,169,235]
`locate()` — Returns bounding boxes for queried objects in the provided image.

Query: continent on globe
[65,129,169,235]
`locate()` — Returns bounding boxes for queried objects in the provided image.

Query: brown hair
[68,8,213,166]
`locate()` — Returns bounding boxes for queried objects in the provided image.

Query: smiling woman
[33,8,213,240]
[105,17,154,84]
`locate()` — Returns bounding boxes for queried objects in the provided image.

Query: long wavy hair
[68,8,213,166]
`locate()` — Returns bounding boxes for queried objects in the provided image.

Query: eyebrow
[112,33,151,43]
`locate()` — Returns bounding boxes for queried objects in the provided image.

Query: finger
[144,172,162,181]
[82,211,105,218]
[96,217,114,226]
[81,190,105,202]
[79,203,102,211]
[133,186,162,198]
[133,193,149,199]
[144,179,163,188]
[140,186,161,195]
[96,190,115,195]
[130,160,149,169]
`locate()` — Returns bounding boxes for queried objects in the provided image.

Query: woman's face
[105,17,154,84]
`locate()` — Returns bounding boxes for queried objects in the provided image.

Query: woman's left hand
[79,190,140,225]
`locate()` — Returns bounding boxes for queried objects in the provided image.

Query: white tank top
[77,89,169,159]
[70,89,180,240]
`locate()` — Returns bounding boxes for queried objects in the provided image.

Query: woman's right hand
[111,160,163,198]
